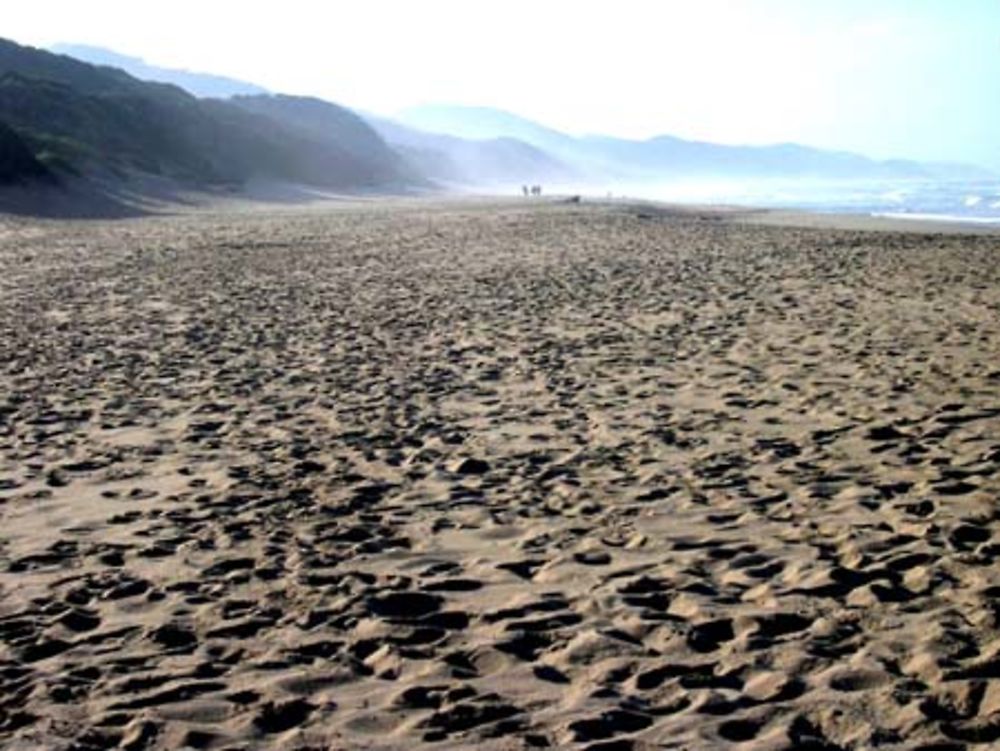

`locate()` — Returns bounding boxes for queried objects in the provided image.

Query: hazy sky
[6,0,1000,168]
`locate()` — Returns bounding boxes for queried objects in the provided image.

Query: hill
[49,44,268,99]
[398,104,576,156]
[0,120,52,183]
[35,48,579,188]
[366,114,576,187]
[0,38,419,204]
[398,104,990,181]
[230,95,406,185]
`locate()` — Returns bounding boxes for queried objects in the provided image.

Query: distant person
[522,185,529,197]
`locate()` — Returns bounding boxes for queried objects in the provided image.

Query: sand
[1,200,999,750]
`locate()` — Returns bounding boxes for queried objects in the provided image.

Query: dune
[1,200,999,749]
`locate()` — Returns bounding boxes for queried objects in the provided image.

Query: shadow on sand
[0,174,431,219]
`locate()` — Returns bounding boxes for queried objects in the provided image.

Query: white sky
[6,0,1000,168]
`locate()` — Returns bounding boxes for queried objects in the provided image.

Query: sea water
[553,178,1000,224]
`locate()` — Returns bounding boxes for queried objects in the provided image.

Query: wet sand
[1,200,1000,749]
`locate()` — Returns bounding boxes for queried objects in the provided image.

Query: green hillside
[0,119,52,183]
[0,38,417,191]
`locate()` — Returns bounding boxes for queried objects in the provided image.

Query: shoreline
[730,205,1000,234]
[4,179,1000,236]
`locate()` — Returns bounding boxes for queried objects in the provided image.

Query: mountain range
[0,38,420,211]
[45,43,579,189]
[364,113,577,187]
[0,38,991,215]
[49,44,268,99]
[397,104,990,182]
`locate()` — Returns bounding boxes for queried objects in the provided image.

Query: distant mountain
[366,114,576,186]
[50,44,267,99]
[0,38,419,204]
[2,37,991,217]
[398,105,576,156]
[398,104,990,181]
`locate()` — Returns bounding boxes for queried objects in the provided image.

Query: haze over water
[548,178,1000,224]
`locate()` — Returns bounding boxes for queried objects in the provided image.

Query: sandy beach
[2,199,1000,750]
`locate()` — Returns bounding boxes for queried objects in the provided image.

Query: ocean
[555,178,1000,225]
